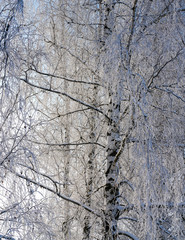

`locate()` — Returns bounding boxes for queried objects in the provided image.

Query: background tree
[0,0,184,240]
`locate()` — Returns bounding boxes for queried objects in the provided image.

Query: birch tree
[0,0,185,240]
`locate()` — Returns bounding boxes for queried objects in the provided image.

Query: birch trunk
[101,1,122,239]
[104,93,121,240]
[83,89,97,239]
[63,80,71,239]
[58,1,71,237]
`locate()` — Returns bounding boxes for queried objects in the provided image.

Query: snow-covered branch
[118,231,140,240]
[6,167,102,218]
[20,76,111,121]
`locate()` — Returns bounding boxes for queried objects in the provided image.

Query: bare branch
[29,66,101,86]
[0,203,19,216]
[29,140,106,148]
[147,49,182,89]
[20,76,111,121]
[118,230,140,240]
[0,235,15,240]
[6,167,102,218]
[118,216,138,222]
[154,86,185,103]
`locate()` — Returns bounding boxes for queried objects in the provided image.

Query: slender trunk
[63,119,71,239]
[59,1,71,237]
[83,93,96,239]
[63,79,71,238]
[62,68,71,239]
[104,91,121,240]
[99,1,122,239]
[83,2,104,237]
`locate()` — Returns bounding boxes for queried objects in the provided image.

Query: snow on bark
[104,93,121,240]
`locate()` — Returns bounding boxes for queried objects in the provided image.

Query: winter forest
[0,0,184,240]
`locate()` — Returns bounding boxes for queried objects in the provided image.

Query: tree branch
[0,203,19,216]
[118,231,140,240]
[29,66,101,86]
[6,167,102,218]
[29,140,105,148]
[0,235,15,240]
[20,76,111,121]
[154,86,185,103]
